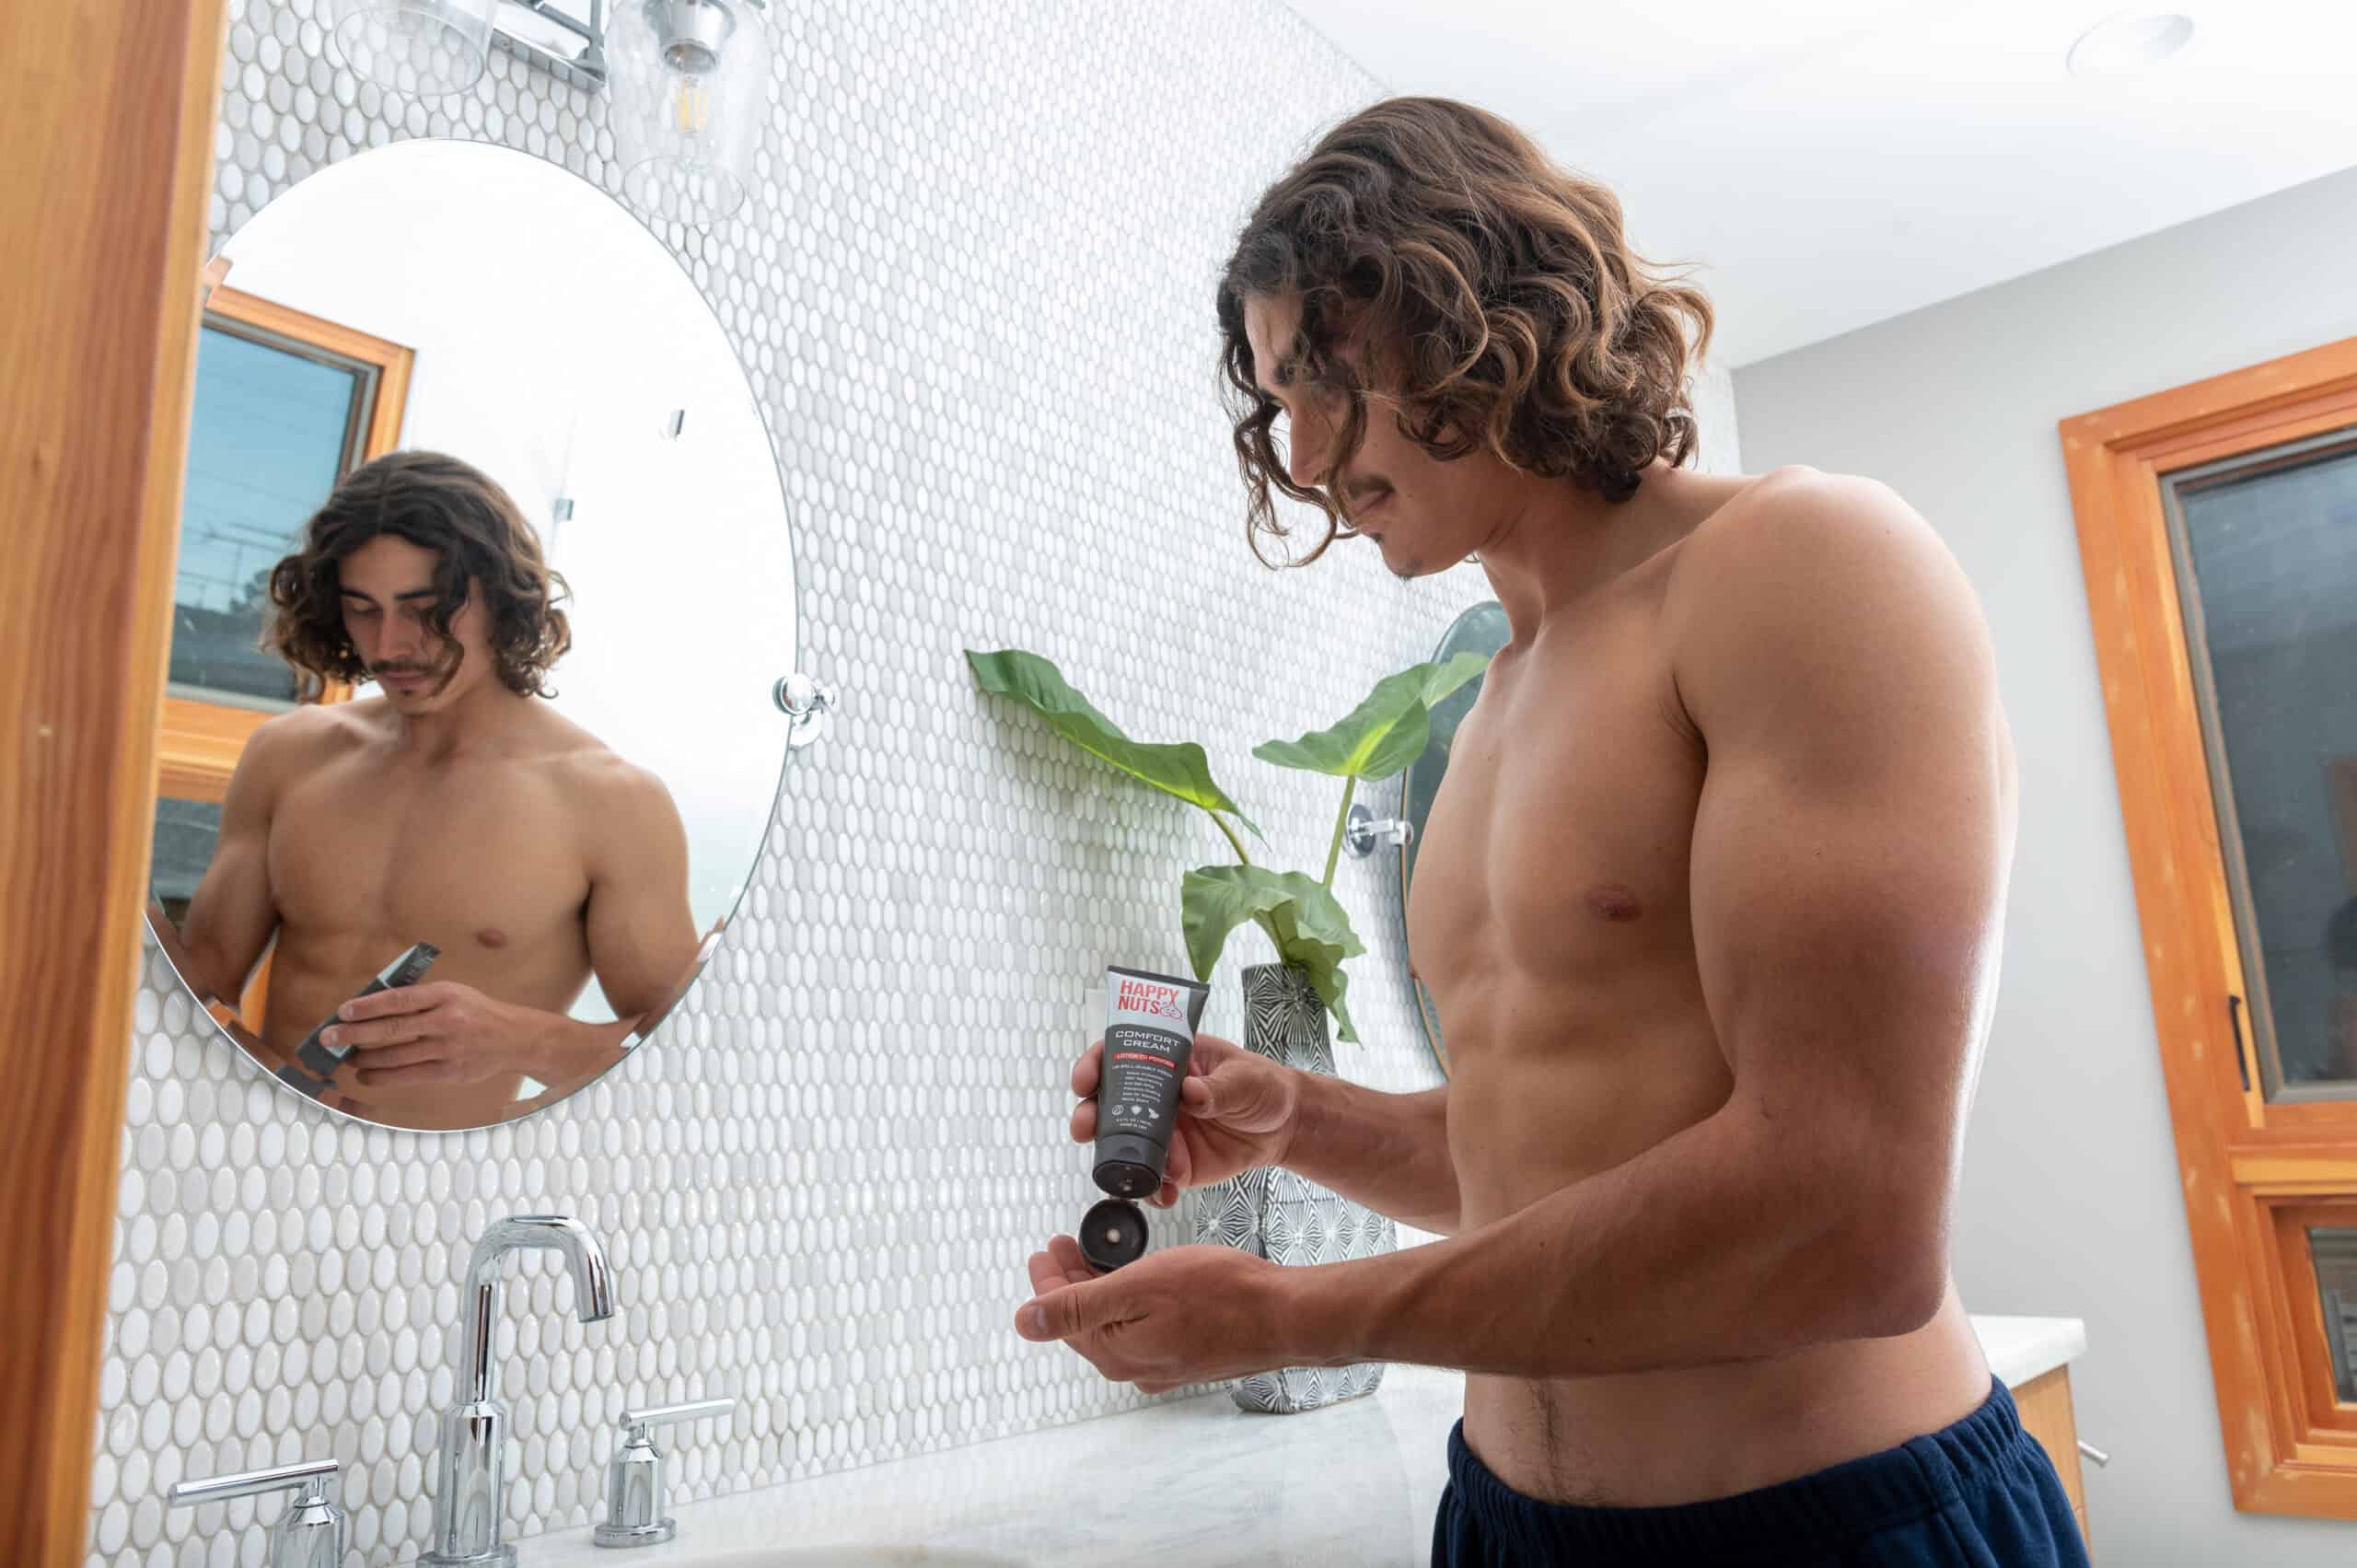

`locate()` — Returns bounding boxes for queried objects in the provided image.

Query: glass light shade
[324,0,498,99]
[609,0,774,228]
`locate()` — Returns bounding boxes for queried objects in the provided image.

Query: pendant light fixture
[606,0,774,228]
[315,0,772,229]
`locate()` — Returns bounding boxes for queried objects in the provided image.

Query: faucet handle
[168,1458,343,1568]
[595,1396,736,1550]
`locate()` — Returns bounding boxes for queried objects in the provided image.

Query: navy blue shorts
[1433,1377,2090,1566]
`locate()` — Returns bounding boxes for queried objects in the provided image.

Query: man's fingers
[349,1038,444,1069]
[1045,1233,1096,1282]
[1069,1098,1097,1144]
[1163,1135,1190,1191]
[353,1059,448,1088]
[1017,1272,1134,1342]
[331,1016,430,1050]
[1070,1042,1102,1098]
[338,981,437,1022]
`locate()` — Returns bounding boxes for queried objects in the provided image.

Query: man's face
[335,533,493,711]
[1242,291,1515,578]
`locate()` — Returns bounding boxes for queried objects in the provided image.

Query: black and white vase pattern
[1193,962,1394,1412]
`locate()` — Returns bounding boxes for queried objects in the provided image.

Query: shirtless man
[169,449,701,1131]
[1016,99,2084,1565]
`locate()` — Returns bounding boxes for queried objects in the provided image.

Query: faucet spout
[469,1214,616,1322]
[424,1214,615,1568]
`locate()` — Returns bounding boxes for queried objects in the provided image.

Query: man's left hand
[1015,1237,1305,1393]
[324,981,540,1088]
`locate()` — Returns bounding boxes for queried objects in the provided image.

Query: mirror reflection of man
[173,449,701,1128]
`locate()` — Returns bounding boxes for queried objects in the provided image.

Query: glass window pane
[150,796,223,924]
[2312,1226,2357,1402]
[2173,437,2357,1099]
[172,324,364,708]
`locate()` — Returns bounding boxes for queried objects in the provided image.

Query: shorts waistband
[1444,1376,2034,1564]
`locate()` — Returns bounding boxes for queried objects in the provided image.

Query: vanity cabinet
[2013,1364,2092,1557]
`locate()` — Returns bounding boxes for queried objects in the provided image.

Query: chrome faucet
[422,1214,617,1567]
[168,1458,343,1568]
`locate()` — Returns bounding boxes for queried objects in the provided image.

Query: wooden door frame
[2061,335,2357,1518]
[0,3,228,1561]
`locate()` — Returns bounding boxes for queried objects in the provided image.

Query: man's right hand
[1068,1031,1300,1208]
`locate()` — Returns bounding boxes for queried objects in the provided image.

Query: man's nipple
[475,927,510,949]
[1583,882,1643,923]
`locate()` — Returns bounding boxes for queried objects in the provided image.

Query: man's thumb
[1018,1281,1117,1342]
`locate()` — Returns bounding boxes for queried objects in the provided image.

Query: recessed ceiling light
[2067,11,2196,77]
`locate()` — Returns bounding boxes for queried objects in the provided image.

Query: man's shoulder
[242,698,379,772]
[1666,466,1956,638]
[539,730,679,823]
[1663,465,1984,726]
[1677,465,1932,581]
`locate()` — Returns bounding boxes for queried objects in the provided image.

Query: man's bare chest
[269,754,591,949]
[1408,628,1705,988]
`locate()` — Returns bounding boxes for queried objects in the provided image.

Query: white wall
[1733,162,2357,1566]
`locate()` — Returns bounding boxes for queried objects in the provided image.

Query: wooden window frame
[156,282,412,803]
[2061,335,2357,1518]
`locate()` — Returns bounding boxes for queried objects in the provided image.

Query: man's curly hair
[1217,96,1716,563]
[264,449,572,699]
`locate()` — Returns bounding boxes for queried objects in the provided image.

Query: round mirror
[1397,600,1511,1074]
[145,139,800,1132]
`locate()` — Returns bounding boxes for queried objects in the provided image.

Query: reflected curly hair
[1217,97,1716,563]
[264,450,572,699]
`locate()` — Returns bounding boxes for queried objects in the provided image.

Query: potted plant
[965,645,1489,1412]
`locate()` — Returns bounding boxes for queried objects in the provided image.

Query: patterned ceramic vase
[1192,961,1394,1412]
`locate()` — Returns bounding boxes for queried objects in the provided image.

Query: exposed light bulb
[669,76,714,134]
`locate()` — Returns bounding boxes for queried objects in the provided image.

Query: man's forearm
[1281,1100,1935,1379]
[523,1011,637,1092]
[1282,1077,1460,1236]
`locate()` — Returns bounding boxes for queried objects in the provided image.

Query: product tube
[278,940,439,1089]
[1091,964,1211,1201]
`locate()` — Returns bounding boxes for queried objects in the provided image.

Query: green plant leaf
[1181,865,1365,1042]
[966,648,1262,839]
[1251,650,1494,784]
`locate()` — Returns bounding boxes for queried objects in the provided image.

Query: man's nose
[1284,424,1326,493]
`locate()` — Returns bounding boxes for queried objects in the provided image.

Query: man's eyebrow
[339,587,437,601]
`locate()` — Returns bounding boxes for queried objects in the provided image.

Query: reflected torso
[1405,497,1990,1506]
[262,696,605,1127]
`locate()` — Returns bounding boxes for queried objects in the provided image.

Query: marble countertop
[1971,1314,2087,1390]
[481,1315,2086,1568]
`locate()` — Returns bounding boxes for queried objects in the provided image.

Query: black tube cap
[1093,1132,1164,1199]
[1079,1197,1149,1272]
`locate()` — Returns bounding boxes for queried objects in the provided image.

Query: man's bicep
[582,769,701,1019]
[178,733,286,999]
[1678,480,2013,1269]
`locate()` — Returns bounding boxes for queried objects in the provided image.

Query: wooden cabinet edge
[2012,1364,2091,1558]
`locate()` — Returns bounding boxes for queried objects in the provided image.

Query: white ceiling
[1273,0,2357,366]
